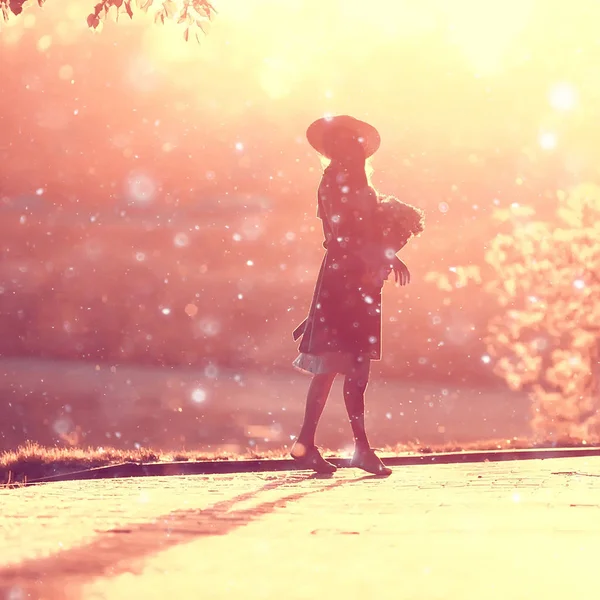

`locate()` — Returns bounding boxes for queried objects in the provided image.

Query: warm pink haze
[2,0,600,451]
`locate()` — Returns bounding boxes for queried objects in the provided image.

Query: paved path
[1,457,599,600]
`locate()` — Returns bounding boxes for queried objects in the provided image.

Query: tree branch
[1,0,217,42]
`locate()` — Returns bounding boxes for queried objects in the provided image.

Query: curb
[26,446,600,485]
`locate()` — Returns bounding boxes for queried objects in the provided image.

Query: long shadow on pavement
[0,472,375,599]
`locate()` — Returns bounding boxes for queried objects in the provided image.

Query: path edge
[24,446,600,485]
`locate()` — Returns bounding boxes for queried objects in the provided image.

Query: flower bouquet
[375,194,425,255]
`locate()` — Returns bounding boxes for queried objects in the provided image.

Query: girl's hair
[318,154,377,192]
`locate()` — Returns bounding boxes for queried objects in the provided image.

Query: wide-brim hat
[306,115,381,160]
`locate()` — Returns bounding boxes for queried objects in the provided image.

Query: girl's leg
[342,358,371,451]
[344,358,392,476]
[291,372,337,473]
[294,372,336,451]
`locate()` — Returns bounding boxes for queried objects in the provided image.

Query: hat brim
[306,115,381,160]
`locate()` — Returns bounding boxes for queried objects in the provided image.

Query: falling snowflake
[191,388,207,403]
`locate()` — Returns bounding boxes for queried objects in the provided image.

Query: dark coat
[293,165,388,360]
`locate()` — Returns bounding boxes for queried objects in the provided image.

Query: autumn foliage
[0,0,216,41]
[427,184,600,442]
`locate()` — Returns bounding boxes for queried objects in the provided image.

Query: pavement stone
[1,457,599,600]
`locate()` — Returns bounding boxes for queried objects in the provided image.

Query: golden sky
[2,0,600,206]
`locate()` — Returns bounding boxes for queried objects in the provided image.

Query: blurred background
[1,0,597,453]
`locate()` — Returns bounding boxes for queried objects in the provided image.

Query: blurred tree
[1,0,215,41]
[427,184,600,442]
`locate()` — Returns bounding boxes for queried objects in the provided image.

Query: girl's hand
[365,265,391,288]
[392,257,410,286]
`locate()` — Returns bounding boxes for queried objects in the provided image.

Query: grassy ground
[1,437,595,484]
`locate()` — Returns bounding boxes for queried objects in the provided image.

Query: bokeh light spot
[539,131,557,150]
[126,172,156,204]
[185,303,198,317]
[191,388,207,404]
[549,82,577,111]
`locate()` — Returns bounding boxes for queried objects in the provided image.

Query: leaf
[190,0,215,20]
[196,18,210,33]
[162,0,176,17]
[183,27,189,41]
[203,0,217,18]
[557,207,582,228]
[8,0,26,15]
[87,13,101,28]
[125,0,133,17]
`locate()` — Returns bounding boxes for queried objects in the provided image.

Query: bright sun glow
[3,0,600,173]
[539,131,557,150]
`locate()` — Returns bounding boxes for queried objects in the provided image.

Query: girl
[291,115,413,477]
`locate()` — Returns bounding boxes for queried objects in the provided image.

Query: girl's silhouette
[291,115,421,476]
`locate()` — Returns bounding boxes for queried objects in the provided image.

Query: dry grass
[1,436,596,484]
[0,442,288,484]
[378,435,598,456]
